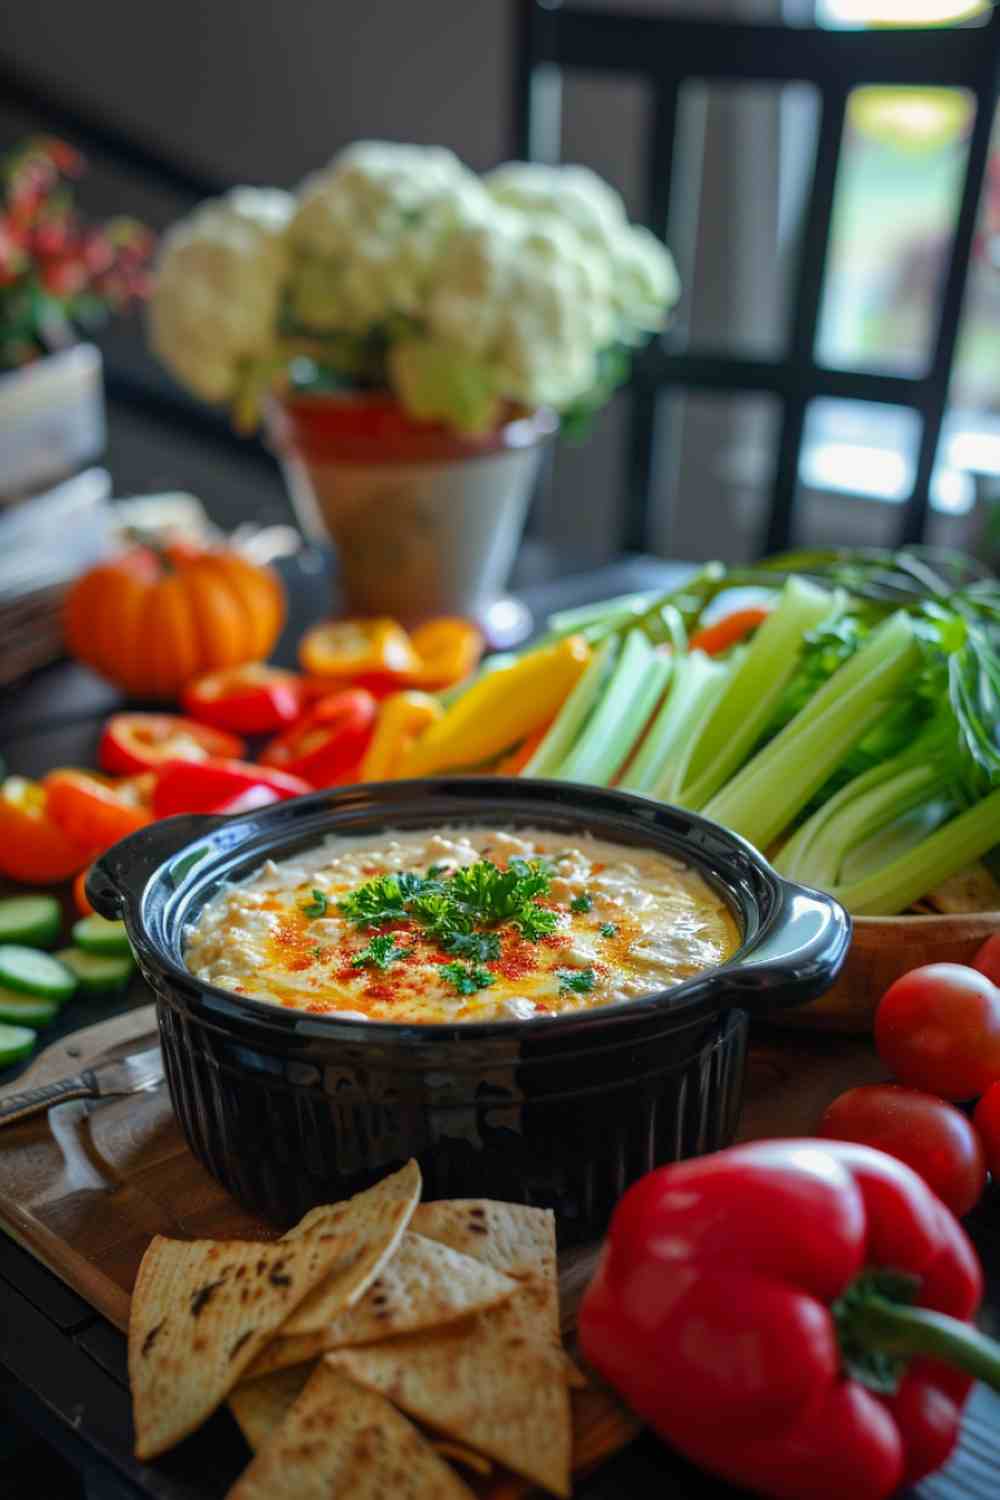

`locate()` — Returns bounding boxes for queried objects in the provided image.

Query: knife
[0,1041,163,1128]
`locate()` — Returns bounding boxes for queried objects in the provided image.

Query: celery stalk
[704,613,921,850]
[832,787,1000,915]
[555,632,671,786]
[522,638,619,777]
[774,754,924,884]
[676,577,839,811]
[617,651,728,795]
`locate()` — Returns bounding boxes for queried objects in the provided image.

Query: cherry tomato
[99,712,244,774]
[0,776,92,884]
[819,1085,986,1218]
[973,1082,1000,1179]
[972,933,1000,989]
[874,963,1000,1101]
[181,664,304,735]
[45,768,154,852]
[258,689,376,787]
[151,759,312,818]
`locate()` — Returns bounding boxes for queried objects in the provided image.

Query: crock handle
[722,880,852,1015]
[86,814,229,919]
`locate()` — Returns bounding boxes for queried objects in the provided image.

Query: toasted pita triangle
[324,1202,569,1496]
[130,1232,341,1460]
[277,1160,421,1335]
[228,1362,492,1476]
[129,1160,420,1459]
[224,1364,477,1500]
[246,1230,517,1376]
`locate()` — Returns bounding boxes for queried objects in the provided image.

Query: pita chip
[228,1363,492,1476]
[278,1159,421,1335]
[229,1363,315,1450]
[130,1231,347,1460]
[224,1364,477,1500]
[246,1230,517,1376]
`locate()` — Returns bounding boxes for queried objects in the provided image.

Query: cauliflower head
[149,187,293,405]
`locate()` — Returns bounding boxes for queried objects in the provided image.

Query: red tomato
[99,712,244,774]
[258,689,376,787]
[972,933,1000,989]
[151,758,312,817]
[819,1085,986,1218]
[181,664,304,735]
[973,1083,1000,1179]
[874,964,1000,1101]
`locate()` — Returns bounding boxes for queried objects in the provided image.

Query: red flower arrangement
[0,135,155,369]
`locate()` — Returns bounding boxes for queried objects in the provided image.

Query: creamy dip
[184,826,740,1023]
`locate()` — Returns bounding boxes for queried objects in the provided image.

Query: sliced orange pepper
[73,865,96,916]
[360,692,443,781]
[0,776,93,884]
[689,606,771,656]
[45,768,154,853]
[407,617,484,690]
[495,720,554,776]
[298,618,420,682]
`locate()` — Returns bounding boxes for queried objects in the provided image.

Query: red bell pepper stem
[844,1293,1000,1391]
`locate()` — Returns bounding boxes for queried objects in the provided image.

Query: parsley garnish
[600,922,618,938]
[558,967,596,994]
[441,930,501,963]
[310,945,322,959]
[352,934,412,971]
[570,893,592,914]
[338,857,557,953]
[440,962,495,995]
[302,889,328,919]
[426,863,449,879]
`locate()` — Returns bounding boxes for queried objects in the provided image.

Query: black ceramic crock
[88,778,850,1242]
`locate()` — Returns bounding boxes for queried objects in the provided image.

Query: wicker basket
[785,912,1000,1032]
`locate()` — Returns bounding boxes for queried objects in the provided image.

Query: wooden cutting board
[0,1003,888,1495]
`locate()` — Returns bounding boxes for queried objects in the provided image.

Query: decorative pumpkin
[63,542,286,700]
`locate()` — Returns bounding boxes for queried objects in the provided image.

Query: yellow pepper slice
[399,635,591,777]
[360,692,443,781]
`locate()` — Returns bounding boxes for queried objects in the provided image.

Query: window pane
[817,86,974,376]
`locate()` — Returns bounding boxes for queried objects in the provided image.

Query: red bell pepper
[99,712,244,774]
[258,688,376,787]
[579,1138,1000,1500]
[151,758,311,817]
[45,768,154,851]
[180,664,305,735]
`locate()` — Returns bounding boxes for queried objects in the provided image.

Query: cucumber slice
[0,894,62,948]
[0,986,59,1026]
[72,915,132,957]
[0,1022,36,1067]
[55,947,135,995]
[0,945,76,1001]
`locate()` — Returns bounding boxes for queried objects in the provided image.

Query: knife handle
[0,1072,95,1128]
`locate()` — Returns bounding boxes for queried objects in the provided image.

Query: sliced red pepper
[151,758,312,818]
[0,776,92,884]
[689,606,771,656]
[298,618,419,683]
[181,664,305,735]
[579,1138,1000,1500]
[407,617,484,689]
[45,768,154,852]
[258,689,377,788]
[73,865,95,916]
[99,712,245,775]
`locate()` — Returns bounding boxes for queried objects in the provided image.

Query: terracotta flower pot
[269,393,557,634]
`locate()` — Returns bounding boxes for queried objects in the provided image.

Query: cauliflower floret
[486,161,679,336]
[148,187,293,404]
[287,141,492,332]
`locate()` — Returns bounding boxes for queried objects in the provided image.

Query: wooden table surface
[1,547,999,1500]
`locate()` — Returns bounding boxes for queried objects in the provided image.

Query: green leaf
[439,962,495,996]
[570,894,593,913]
[301,889,328,919]
[557,967,596,994]
[352,934,412,971]
[441,930,501,963]
[600,922,618,938]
